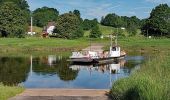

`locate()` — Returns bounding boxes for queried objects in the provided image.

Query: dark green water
[0,55,144,89]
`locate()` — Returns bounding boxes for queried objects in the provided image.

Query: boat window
[112,47,116,51]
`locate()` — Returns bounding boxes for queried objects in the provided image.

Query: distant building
[44,22,56,35]
[121,27,125,30]
[121,27,126,30]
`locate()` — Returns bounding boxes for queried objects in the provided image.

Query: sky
[26,0,170,20]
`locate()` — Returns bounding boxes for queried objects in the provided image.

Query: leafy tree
[72,10,83,23]
[101,13,141,36]
[0,2,28,37]
[82,19,98,30]
[101,13,123,28]
[0,0,29,10]
[73,9,80,18]
[33,7,59,27]
[142,4,170,37]
[54,13,84,39]
[90,25,102,38]
[0,0,30,23]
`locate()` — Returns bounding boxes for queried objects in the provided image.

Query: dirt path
[9,89,111,100]
[82,43,104,53]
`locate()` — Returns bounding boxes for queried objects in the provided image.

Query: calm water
[0,55,144,89]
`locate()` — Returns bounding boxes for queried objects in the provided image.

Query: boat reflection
[69,59,127,74]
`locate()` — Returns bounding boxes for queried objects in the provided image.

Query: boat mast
[110,34,113,47]
[115,28,118,46]
[115,34,117,46]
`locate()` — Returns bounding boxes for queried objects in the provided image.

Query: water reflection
[0,57,29,85]
[0,55,144,89]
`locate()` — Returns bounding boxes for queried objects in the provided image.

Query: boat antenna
[115,34,117,46]
[110,34,113,47]
[115,28,118,46]
[89,35,91,51]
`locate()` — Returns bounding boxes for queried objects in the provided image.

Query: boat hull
[68,55,125,64]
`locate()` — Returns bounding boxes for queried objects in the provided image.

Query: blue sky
[26,0,170,20]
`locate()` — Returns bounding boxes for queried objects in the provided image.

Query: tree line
[0,0,169,38]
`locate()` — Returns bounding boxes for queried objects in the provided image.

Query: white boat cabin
[70,51,99,59]
[109,46,121,58]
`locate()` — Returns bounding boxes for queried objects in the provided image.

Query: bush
[89,25,102,38]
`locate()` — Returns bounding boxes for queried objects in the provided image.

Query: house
[44,22,56,35]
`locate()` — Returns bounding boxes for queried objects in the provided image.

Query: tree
[101,13,123,28]
[0,0,30,23]
[0,0,29,10]
[54,13,84,39]
[73,10,80,18]
[142,4,170,37]
[0,2,28,37]
[82,19,98,30]
[90,25,102,38]
[33,7,59,27]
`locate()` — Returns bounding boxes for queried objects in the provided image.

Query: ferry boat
[68,35,126,63]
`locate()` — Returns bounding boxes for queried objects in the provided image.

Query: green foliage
[0,2,28,37]
[0,0,30,22]
[0,0,29,11]
[82,19,98,30]
[54,13,84,39]
[33,7,59,27]
[73,9,81,18]
[101,13,123,28]
[142,4,170,37]
[101,14,141,36]
[90,25,102,38]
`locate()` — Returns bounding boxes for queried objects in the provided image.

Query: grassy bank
[0,84,24,100]
[110,37,170,100]
[0,37,170,56]
[0,37,89,53]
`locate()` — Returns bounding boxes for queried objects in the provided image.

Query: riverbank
[1,37,170,56]
[110,51,170,99]
[110,37,170,100]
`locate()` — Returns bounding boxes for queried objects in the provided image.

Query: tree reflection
[32,56,79,81]
[0,57,29,85]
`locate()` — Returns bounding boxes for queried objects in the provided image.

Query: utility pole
[31,17,33,35]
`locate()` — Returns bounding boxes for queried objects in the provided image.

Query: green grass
[0,84,24,100]
[84,24,131,37]
[110,38,170,100]
[0,37,89,53]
